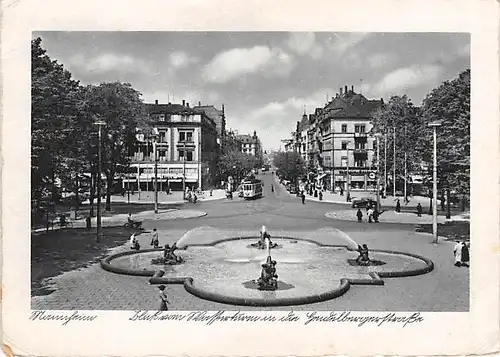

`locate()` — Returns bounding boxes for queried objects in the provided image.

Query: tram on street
[242,178,264,200]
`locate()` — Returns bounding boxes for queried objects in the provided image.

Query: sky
[34,32,470,151]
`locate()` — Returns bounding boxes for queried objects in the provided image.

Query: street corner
[153,210,207,220]
[324,209,448,224]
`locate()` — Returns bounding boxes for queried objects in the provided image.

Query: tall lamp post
[346,143,350,201]
[152,129,159,214]
[375,134,382,211]
[94,120,106,243]
[428,122,441,244]
[182,141,187,200]
[393,126,396,197]
[384,132,387,197]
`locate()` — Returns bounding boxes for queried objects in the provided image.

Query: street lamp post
[346,144,350,201]
[182,141,187,200]
[375,134,382,212]
[428,122,441,244]
[393,126,396,197]
[384,132,387,198]
[94,120,106,243]
[153,134,158,214]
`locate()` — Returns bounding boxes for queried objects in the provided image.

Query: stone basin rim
[101,235,434,279]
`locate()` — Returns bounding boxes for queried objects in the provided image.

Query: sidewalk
[85,189,226,205]
[305,190,432,207]
[32,208,208,234]
[325,209,470,224]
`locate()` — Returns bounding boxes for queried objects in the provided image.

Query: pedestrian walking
[461,242,470,267]
[373,208,379,223]
[356,209,363,223]
[417,203,423,217]
[367,207,374,223]
[301,191,305,204]
[396,199,401,213]
[151,228,159,248]
[318,191,323,201]
[453,241,463,267]
[440,194,446,211]
[340,186,344,196]
[158,285,170,311]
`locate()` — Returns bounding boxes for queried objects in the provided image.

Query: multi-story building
[319,85,383,191]
[193,102,226,146]
[236,131,262,159]
[282,85,383,192]
[124,100,219,191]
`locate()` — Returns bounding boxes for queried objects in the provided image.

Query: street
[32,171,469,312]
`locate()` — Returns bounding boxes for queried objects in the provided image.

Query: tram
[242,178,264,200]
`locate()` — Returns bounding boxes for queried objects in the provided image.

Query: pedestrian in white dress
[453,241,463,267]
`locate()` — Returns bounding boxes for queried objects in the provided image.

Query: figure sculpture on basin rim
[356,244,370,266]
[257,255,278,290]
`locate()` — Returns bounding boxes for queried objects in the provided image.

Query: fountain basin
[102,236,434,306]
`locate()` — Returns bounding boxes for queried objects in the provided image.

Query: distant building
[193,102,226,146]
[236,131,262,157]
[124,99,219,191]
[282,85,383,191]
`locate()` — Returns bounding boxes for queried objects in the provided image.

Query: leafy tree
[272,151,306,185]
[419,69,470,196]
[31,37,82,213]
[216,149,258,184]
[370,95,424,191]
[80,82,148,211]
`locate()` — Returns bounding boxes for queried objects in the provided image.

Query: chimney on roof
[345,85,348,94]
[351,85,354,92]
[182,99,185,106]
[340,87,343,96]
[186,102,190,107]
[198,101,201,106]
[155,99,158,105]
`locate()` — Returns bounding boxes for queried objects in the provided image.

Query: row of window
[341,124,366,133]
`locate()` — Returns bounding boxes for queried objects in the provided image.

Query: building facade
[123,100,219,191]
[236,131,263,159]
[193,103,226,146]
[283,85,383,192]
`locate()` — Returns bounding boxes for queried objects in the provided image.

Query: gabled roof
[323,91,382,119]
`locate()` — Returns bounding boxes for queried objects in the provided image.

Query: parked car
[351,197,376,208]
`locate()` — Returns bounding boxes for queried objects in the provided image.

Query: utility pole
[393,126,396,197]
[182,141,186,200]
[384,132,387,197]
[346,144,350,201]
[153,136,158,214]
[428,122,441,243]
[376,134,381,211]
[404,126,408,203]
[94,121,106,244]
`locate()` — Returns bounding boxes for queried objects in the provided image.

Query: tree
[272,151,306,184]
[419,69,470,196]
[31,37,82,213]
[216,149,258,183]
[370,95,424,191]
[81,82,148,211]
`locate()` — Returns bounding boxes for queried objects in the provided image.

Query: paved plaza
[32,173,469,311]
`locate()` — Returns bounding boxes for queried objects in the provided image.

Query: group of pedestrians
[356,205,380,223]
[453,240,470,267]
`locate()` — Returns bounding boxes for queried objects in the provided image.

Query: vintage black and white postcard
[1,0,499,356]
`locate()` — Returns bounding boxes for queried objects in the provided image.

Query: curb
[101,236,434,307]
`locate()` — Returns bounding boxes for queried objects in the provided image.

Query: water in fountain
[303,227,359,250]
[175,226,222,249]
